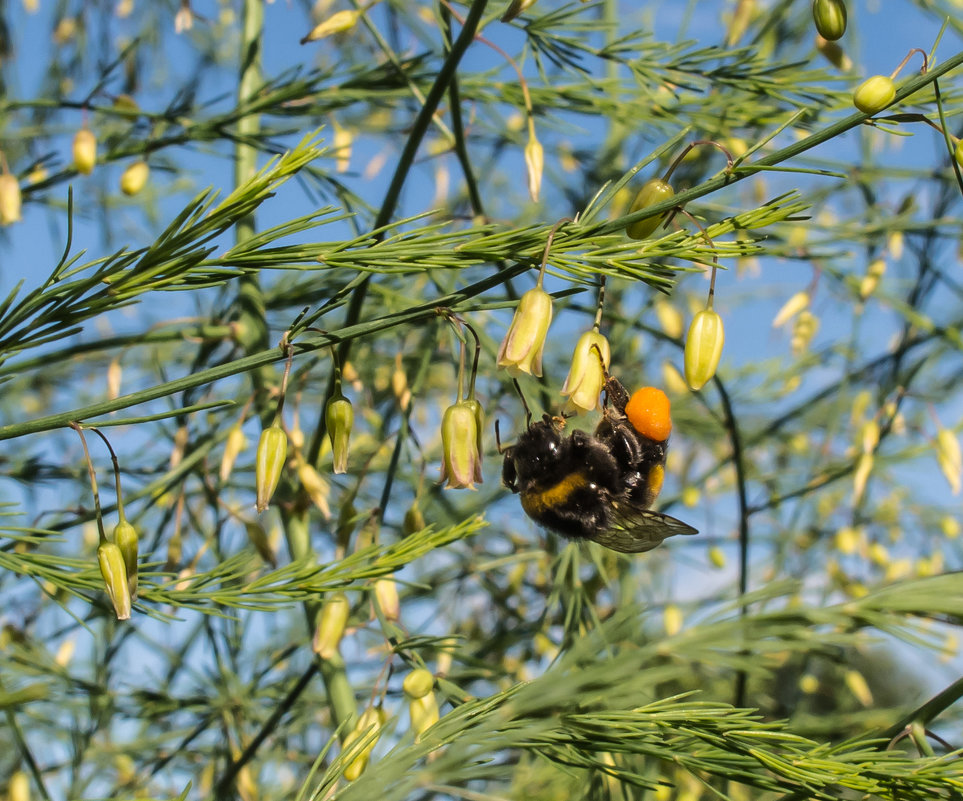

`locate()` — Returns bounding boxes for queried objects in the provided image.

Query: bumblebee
[500,376,697,553]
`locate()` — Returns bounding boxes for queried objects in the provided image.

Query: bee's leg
[501,448,518,491]
[602,375,630,411]
[512,378,532,425]
[570,430,621,492]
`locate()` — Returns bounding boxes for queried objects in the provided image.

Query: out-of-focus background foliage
[0,1,962,799]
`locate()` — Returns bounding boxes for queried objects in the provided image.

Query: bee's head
[507,415,565,481]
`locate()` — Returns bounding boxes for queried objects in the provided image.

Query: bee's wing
[589,505,697,554]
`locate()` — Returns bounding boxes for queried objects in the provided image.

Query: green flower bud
[325,394,353,474]
[342,707,384,781]
[255,422,288,512]
[402,501,425,535]
[626,178,674,240]
[955,138,963,170]
[462,398,486,473]
[73,128,97,175]
[244,520,277,567]
[560,330,611,414]
[300,9,360,43]
[812,0,847,41]
[0,173,23,225]
[497,286,553,377]
[120,160,150,195]
[684,308,725,391]
[524,131,544,202]
[815,35,851,70]
[937,427,962,495]
[9,771,29,801]
[374,574,400,621]
[219,422,248,483]
[403,668,435,699]
[853,75,895,115]
[113,519,139,600]
[97,542,131,620]
[440,401,482,489]
[313,592,350,659]
[409,692,439,742]
[297,459,331,518]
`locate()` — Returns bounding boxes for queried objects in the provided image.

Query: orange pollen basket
[625,387,672,441]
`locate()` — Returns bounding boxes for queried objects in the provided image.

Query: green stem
[70,423,107,545]
[0,264,524,442]
[611,48,963,236]
[307,0,489,466]
[234,0,272,397]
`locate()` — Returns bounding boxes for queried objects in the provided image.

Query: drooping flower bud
[812,0,847,41]
[844,669,873,706]
[815,35,851,70]
[496,286,553,377]
[524,128,544,203]
[113,518,139,600]
[300,9,360,43]
[663,603,683,636]
[9,771,29,801]
[120,160,150,195]
[106,357,122,400]
[955,138,963,171]
[655,299,684,339]
[853,75,895,115]
[860,420,880,454]
[440,401,481,489]
[374,574,400,621]
[174,3,194,33]
[97,542,131,620]
[244,520,277,567]
[333,120,353,174]
[297,458,331,518]
[391,353,410,411]
[0,173,22,225]
[170,424,188,470]
[313,592,350,659]
[73,128,97,175]
[325,394,353,474]
[255,421,288,512]
[790,310,819,356]
[560,330,610,414]
[219,422,248,483]
[936,427,962,495]
[463,398,485,481]
[402,501,425,535]
[684,308,725,390]
[724,0,756,47]
[408,691,439,742]
[661,361,688,395]
[852,451,873,503]
[859,258,886,299]
[403,668,435,699]
[342,707,384,781]
[772,290,810,328]
[625,178,674,240]
[113,93,140,113]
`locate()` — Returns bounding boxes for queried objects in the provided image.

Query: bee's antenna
[495,418,505,453]
[512,378,533,425]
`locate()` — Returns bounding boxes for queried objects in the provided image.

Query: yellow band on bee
[521,472,589,516]
[646,464,665,504]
